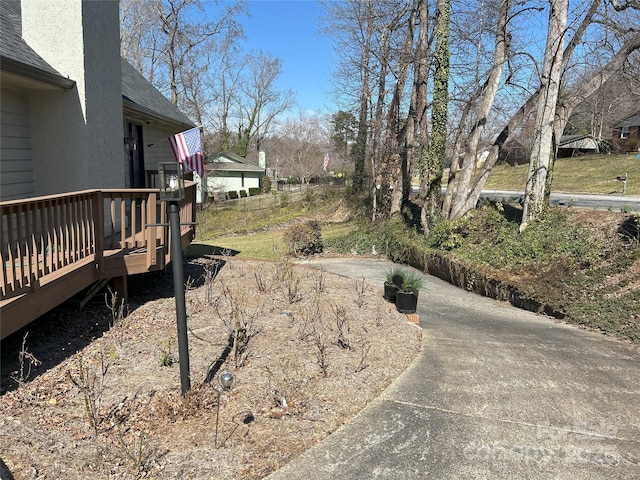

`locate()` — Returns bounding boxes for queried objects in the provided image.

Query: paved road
[267,258,640,479]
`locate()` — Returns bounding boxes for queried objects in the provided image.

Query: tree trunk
[521,0,568,231]
[380,2,415,216]
[419,0,450,231]
[372,26,393,215]
[405,0,429,214]
[442,0,604,219]
[445,0,511,220]
[352,1,374,194]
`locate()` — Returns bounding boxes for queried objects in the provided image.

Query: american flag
[168,127,204,177]
[323,151,330,172]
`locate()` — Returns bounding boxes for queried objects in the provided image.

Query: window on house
[241,173,245,187]
[621,126,630,139]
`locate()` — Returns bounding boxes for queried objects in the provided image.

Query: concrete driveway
[267,258,640,479]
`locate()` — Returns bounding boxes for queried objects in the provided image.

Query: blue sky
[237,0,334,115]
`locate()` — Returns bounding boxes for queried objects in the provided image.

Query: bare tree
[323,0,388,194]
[120,0,247,109]
[375,0,415,217]
[276,113,330,183]
[215,38,248,151]
[234,51,295,159]
[443,0,640,221]
[407,0,432,221]
[120,0,163,84]
[443,0,512,220]
[154,0,246,106]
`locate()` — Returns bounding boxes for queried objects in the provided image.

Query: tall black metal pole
[169,200,191,394]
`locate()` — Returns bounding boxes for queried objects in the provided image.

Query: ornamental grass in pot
[383,266,405,303]
[395,270,424,314]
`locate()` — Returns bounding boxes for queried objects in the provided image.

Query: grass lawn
[483,153,640,195]
[192,222,357,260]
[195,153,639,261]
[188,232,284,260]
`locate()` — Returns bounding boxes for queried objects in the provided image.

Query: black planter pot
[395,290,418,314]
[383,283,397,303]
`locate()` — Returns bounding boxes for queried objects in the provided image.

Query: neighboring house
[0,1,196,339]
[498,134,600,165]
[498,140,529,166]
[612,112,640,152]
[557,134,599,158]
[204,151,265,201]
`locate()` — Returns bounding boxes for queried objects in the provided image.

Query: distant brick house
[612,112,640,153]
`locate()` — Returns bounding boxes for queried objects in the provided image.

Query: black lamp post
[159,162,191,395]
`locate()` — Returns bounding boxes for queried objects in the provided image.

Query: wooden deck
[1,183,196,339]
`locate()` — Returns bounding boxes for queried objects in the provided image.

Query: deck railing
[1,183,195,301]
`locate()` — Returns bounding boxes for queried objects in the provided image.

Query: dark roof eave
[123,98,195,129]
[1,55,75,89]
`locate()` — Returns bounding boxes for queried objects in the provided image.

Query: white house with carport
[203,151,265,201]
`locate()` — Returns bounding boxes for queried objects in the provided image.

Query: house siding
[21,0,124,194]
[141,124,183,172]
[120,119,187,187]
[206,172,261,195]
[0,89,35,200]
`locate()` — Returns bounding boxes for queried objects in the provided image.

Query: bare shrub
[106,395,158,473]
[10,332,41,387]
[283,220,323,257]
[353,275,368,308]
[373,298,385,327]
[232,310,261,368]
[272,256,292,283]
[104,287,128,348]
[284,269,303,304]
[203,262,220,306]
[355,341,372,373]
[297,297,322,341]
[110,416,155,473]
[313,268,327,293]
[333,304,351,349]
[216,284,262,368]
[254,270,268,293]
[105,286,128,327]
[185,275,202,312]
[312,323,329,377]
[67,351,110,436]
[264,362,308,413]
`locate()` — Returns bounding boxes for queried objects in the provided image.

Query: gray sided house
[612,113,640,153]
[204,151,265,201]
[0,0,194,202]
[0,1,197,339]
[121,59,196,189]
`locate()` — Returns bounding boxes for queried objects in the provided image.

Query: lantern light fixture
[159,162,185,202]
